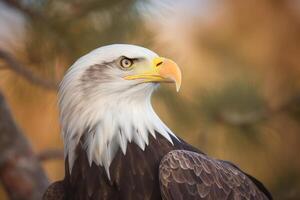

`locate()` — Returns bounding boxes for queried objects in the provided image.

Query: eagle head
[59,44,181,177]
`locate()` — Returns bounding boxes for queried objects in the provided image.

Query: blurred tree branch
[0,90,49,200]
[0,0,141,92]
[0,49,58,90]
[37,149,64,162]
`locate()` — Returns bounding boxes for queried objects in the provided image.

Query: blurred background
[0,0,300,199]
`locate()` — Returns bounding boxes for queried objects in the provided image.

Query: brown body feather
[43,134,272,200]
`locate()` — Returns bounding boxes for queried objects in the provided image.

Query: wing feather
[159,150,271,200]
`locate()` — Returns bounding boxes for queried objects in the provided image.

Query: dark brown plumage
[159,150,270,200]
[43,181,65,200]
[43,134,272,200]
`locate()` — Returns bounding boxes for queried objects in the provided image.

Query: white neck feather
[60,81,176,179]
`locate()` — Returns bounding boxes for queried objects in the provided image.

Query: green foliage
[272,169,300,199]
[198,80,266,129]
[22,0,144,78]
[155,87,196,126]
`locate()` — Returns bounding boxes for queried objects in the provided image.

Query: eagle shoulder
[159,150,271,200]
[43,181,66,200]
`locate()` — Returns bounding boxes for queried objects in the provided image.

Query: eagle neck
[62,87,177,179]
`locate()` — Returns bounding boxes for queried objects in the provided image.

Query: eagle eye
[120,57,133,69]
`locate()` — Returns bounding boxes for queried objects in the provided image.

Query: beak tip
[176,83,181,92]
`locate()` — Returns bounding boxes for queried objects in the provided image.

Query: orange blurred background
[0,0,300,199]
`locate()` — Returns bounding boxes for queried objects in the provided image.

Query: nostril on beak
[156,61,163,67]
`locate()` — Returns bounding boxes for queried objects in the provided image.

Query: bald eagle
[43,44,272,200]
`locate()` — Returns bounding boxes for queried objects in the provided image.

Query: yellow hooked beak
[124,57,182,92]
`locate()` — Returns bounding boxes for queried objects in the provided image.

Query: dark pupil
[123,59,130,66]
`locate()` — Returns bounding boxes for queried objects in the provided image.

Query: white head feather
[59,44,177,178]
